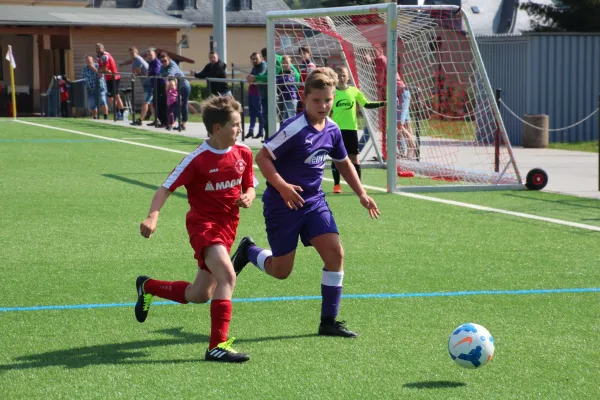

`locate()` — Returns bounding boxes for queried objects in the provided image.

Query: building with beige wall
[139,0,291,75]
[0,5,190,115]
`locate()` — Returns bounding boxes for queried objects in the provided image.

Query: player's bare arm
[236,187,256,208]
[334,159,380,219]
[255,147,304,210]
[140,186,171,238]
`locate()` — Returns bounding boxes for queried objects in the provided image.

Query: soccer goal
[266,3,525,192]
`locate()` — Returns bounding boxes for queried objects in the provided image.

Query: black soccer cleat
[205,338,250,363]
[135,275,153,323]
[231,236,255,276]
[318,320,359,338]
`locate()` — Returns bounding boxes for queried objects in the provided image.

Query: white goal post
[265,3,525,192]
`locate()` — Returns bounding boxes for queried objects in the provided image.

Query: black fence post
[177,77,182,132]
[494,88,502,173]
[240,81,245,142]
[112,76,117,122]
[54,76,60,118]
[153,76,158,127]
[131,77,136,124]
[96,75,100,118]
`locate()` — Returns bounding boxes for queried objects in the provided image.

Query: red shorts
[188,219,237,271]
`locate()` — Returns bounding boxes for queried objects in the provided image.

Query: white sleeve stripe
[163,146,206,189]
[331,155,348,162]
[263,116,307,154]
[264,144,277,160]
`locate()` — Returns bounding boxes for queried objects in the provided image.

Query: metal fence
[477,33,600,145]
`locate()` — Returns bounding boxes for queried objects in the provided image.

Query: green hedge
[190,81,246,104]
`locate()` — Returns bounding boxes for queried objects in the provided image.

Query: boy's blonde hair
[201,96,242,135]
[304,67,338,96]
[281,55,291,63]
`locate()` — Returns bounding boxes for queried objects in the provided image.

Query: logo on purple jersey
[304,149,328,165]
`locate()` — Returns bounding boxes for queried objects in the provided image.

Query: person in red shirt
[135,96,256,363]
[96,43,125,120]
[57,75,69,117]
[296,46,316,114]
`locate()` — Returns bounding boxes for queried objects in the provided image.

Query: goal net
[266,3,524,192]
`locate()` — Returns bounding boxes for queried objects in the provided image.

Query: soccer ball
[448,323,495,369]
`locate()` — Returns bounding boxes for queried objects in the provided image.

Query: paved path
[96,119,600,200]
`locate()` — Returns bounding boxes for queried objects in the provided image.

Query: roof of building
[142,0,291,26]
[0,5,193,28]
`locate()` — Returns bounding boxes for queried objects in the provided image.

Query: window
[231,0,252,11]
[182,0,195,9]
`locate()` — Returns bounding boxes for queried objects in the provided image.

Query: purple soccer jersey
[263,112,348,211]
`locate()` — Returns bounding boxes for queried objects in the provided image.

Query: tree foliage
[520,0,600,32]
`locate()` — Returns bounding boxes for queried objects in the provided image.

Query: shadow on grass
[403,381,467,389]
[1,327,317,370]
[502,193,600,211]
[102,173,187,200]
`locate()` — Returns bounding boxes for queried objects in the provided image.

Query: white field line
[16,119,600,233]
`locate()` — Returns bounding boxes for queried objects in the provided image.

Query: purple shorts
[264,202,339,257]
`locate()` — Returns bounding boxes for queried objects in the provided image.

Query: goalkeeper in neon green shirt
[330,65,384,193]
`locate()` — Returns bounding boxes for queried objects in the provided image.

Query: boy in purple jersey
[231,68,380,338]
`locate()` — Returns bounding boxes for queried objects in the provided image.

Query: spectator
[276,55,298,121]
[247,48,300,139]
[193,52,230,97]
[374,44,416,162]
[166,78,179,131]
[129,46,148,77]
[246,52,266,139]
[132,48,161,126]
[57,75,69,117]
[159,52,191,130]
[82,55,108,120]
[297,46,316,114]
[96,43,124,120]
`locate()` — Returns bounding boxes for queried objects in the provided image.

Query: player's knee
[186,289,212,304]
[217,269,237,289]
[325,246,344,268]
[270,262,293,280]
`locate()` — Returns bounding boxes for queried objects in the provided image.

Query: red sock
[209,299,232,350]
[144,279,190,304]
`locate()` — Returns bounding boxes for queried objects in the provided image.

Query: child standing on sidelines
[135,96,256,363]
[330,65,385,193]
[276,55,299,121]
[166,78,178,131]
[231,68,380,338]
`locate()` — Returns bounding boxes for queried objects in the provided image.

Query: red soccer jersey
[97,51,120,81]
[162,142,255,228]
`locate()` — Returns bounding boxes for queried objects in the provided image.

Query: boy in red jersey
[135,96,256,363]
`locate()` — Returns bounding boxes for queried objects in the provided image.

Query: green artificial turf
[1,118,598,399]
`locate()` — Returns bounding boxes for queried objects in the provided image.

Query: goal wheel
[525,168,548,190]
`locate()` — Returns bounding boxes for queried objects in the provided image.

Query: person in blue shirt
[158,52,191,131]
[231,67,380,338]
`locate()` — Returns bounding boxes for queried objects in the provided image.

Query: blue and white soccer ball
[448,323,495,369]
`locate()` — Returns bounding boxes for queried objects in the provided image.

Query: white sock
[257,249,272,272]
[322,270,344,286]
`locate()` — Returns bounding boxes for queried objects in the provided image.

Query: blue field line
[1,287,598,313]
